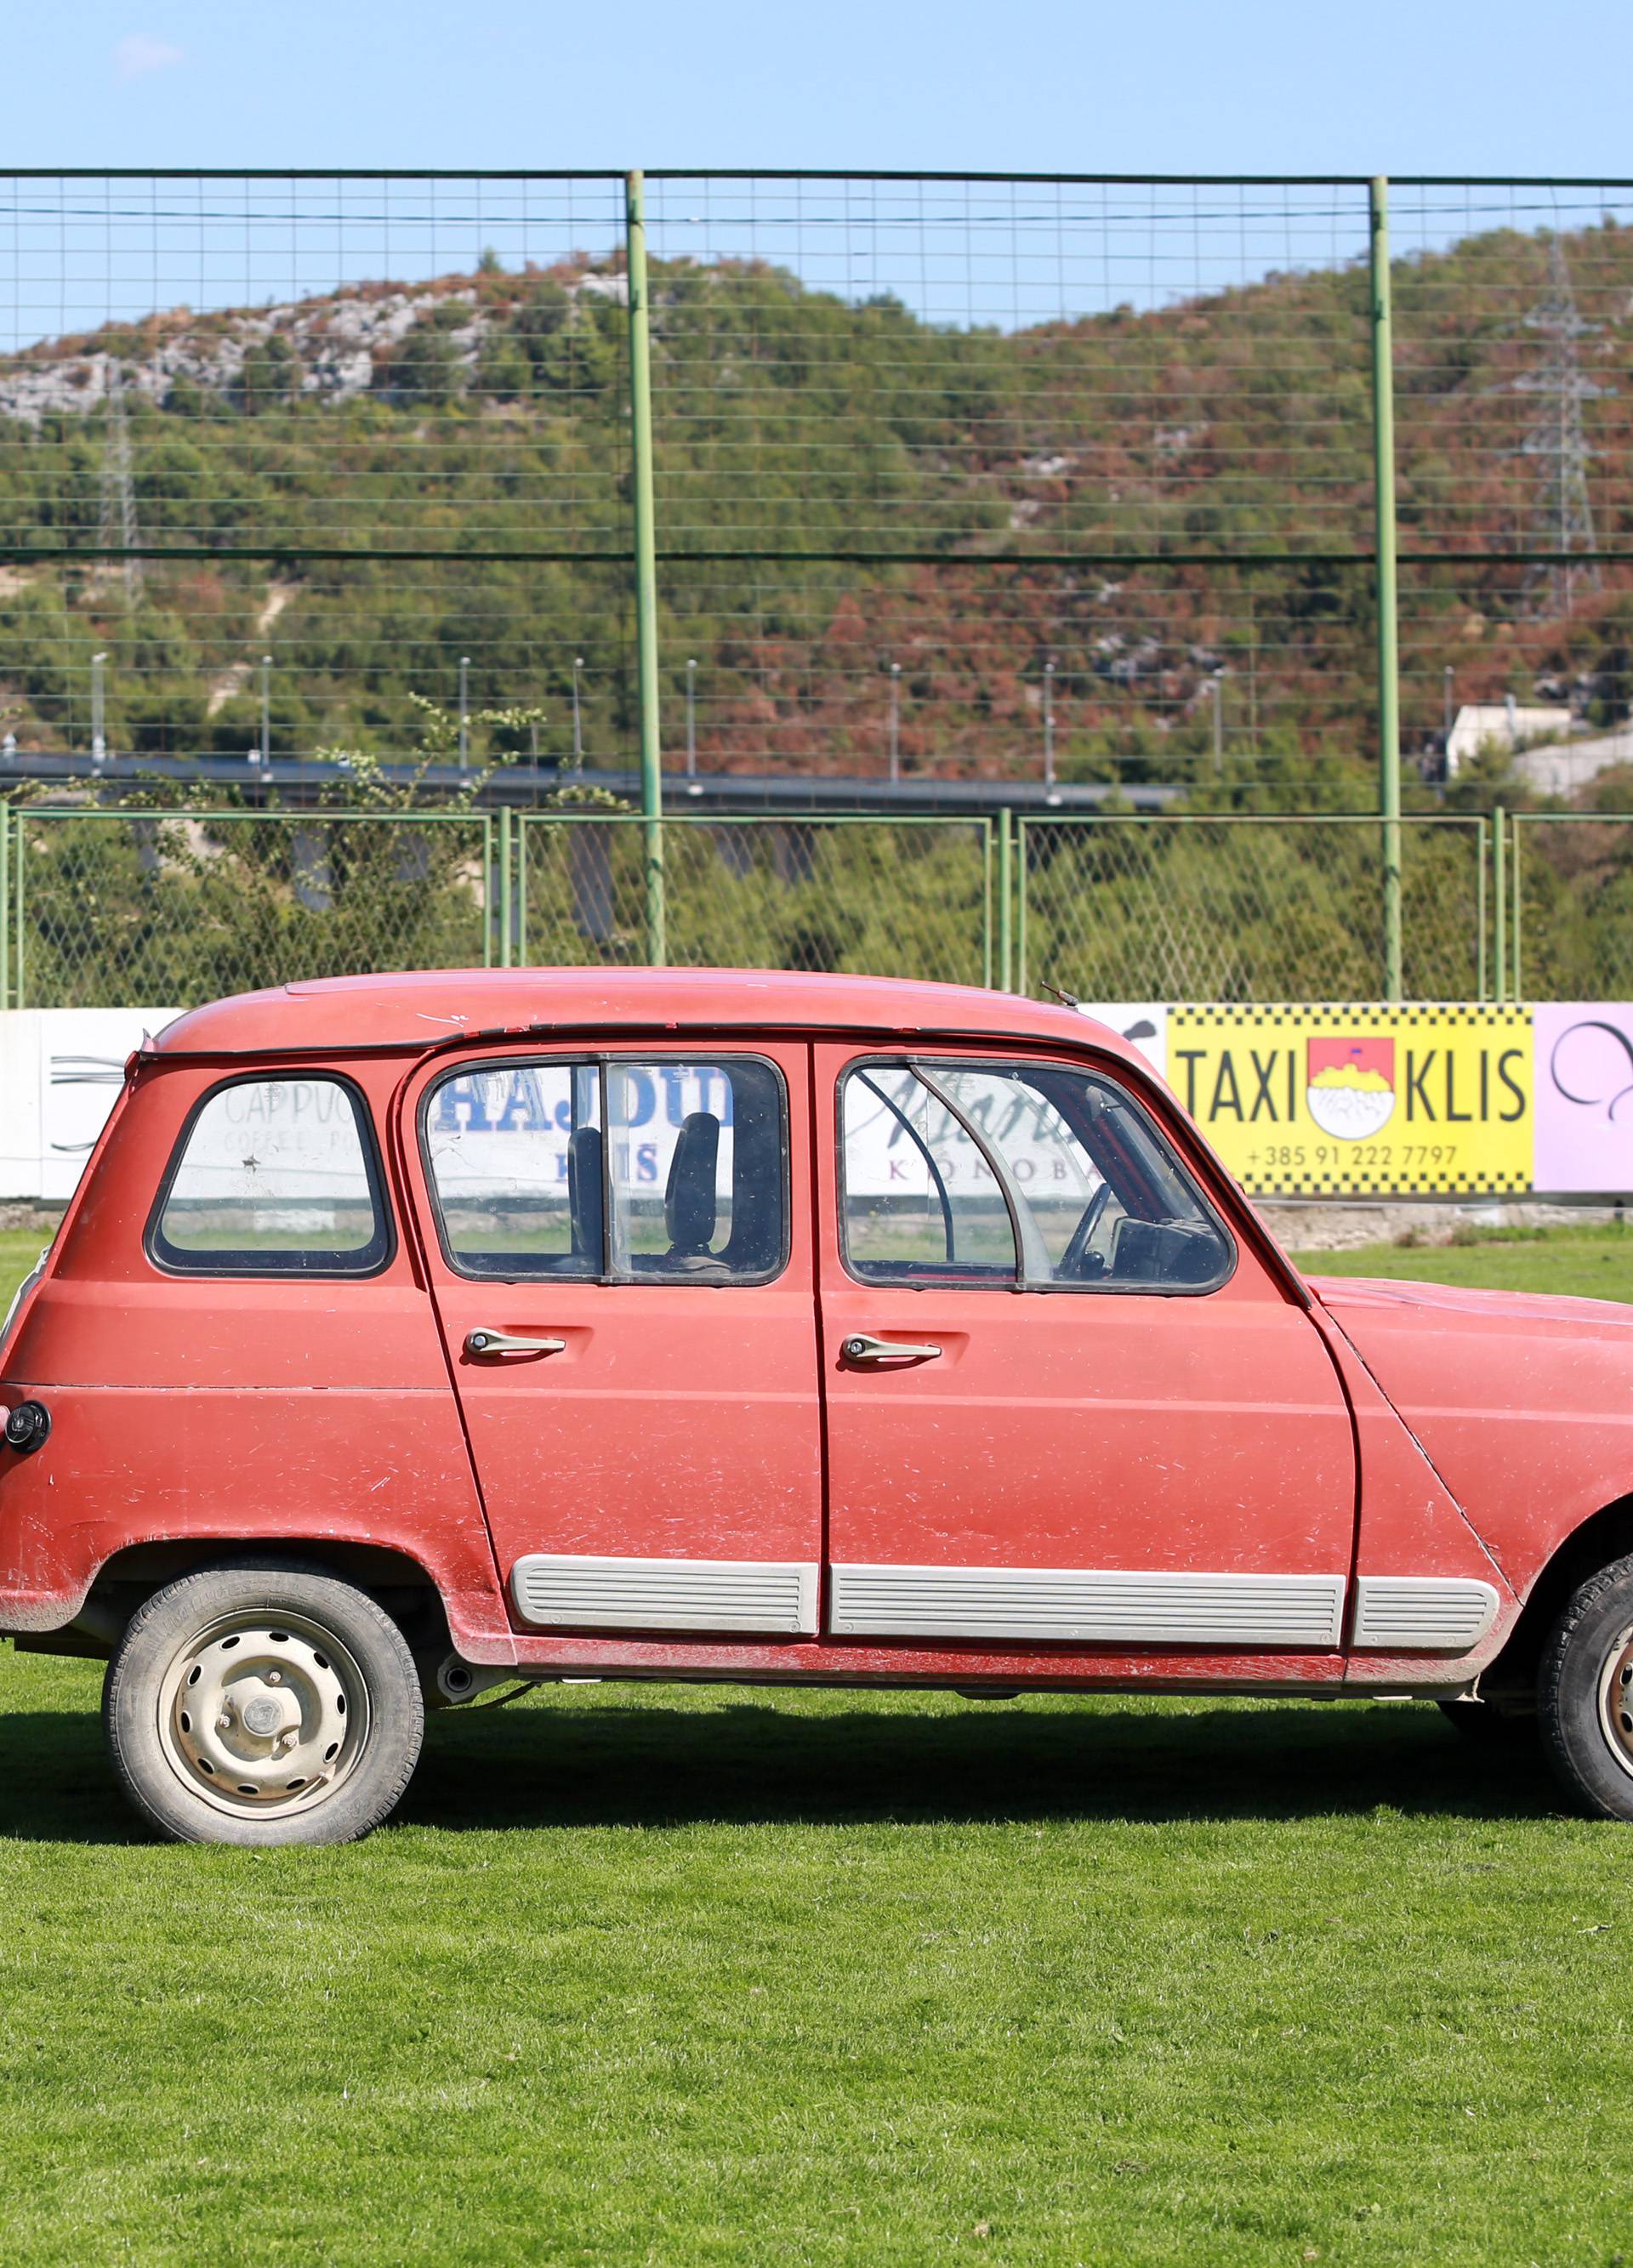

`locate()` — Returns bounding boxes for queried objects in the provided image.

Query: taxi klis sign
[1166,1006,1532,1196]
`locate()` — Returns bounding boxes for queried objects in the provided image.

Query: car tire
[1539,1553,1633,1821]
[104,1560,424,1847]
[1435,1696,1536,1744]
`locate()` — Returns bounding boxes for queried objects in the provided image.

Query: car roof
[149,965,1142,1070]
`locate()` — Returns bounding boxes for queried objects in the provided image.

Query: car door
[400,1038,822,1637]
[814,1043,1357,1671]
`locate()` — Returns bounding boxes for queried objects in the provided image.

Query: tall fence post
[0,801,9,1013]
[12,809,22,1012]
[498,804,514,969]
[624,168,666,965]
[997,810,1013,991]
[1369,175,1403,1003]
[1493,805,1508,1003]
[1477,815,1488,1003]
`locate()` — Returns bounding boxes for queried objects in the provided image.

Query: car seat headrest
[664,1112,720,1255]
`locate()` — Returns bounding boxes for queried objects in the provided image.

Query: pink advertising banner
[1533,1005,1633,1194]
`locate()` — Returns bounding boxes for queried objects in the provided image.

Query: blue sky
[10,2,1633,178]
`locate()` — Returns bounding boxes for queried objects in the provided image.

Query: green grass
[0,1223,1630,2263]
[0,1228,51,1311]
[1294,1222,1633,1303]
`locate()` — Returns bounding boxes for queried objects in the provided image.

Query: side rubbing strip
[511,1554,819,1635]
[828,1566,1346,1648]
[1351,1576,1499,1652]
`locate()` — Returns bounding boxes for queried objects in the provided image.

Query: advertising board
[3,1003,1633,1205]
[1162,1005,1533,1197]
[1533,1006,1633,1196]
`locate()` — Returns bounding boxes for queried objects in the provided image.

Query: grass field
[0,1224,1630,2264]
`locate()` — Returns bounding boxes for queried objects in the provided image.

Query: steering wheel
[1058,1181,1113,1281]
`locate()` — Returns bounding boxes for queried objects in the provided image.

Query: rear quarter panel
[0,1055,512,1657]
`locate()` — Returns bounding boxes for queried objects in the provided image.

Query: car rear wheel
[1539,1554,1633,1821]
[104,1562,424,1846]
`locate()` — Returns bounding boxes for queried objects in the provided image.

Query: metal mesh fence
[1512,813,1633,998]
[0,174,636,764]
[4,174,1633,1009]
[9,808,492,1007]
[0,803,1577,1009]
[1389,183,1633,764]
[643,176,1374,787]
[519,816,992,985]
[5,171,1633,787]
[1018,816,1488,1003]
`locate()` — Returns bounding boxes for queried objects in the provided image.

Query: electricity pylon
[1513,234,1609,618]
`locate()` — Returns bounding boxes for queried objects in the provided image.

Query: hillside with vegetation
[2,219,1633,804]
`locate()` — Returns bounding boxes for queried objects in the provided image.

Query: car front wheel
[1539,1553,1633,1821]
[104,1562,424,1846]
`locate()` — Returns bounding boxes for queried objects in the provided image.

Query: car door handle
[841,1333,942,1366]
[464,1329,568,1358]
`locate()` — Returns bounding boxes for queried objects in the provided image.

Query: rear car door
[815,1044,1358,1670]
[401,1039,822,1637]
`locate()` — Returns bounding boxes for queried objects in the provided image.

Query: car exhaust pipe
[433,1654,516,1708]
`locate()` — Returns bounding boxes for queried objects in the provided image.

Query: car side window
[424,1055,788,1285]
[840,1066,1017,1285]
[839,1056,1232,1293]
[424,1062,604,1279]
[151,1075,391,1276]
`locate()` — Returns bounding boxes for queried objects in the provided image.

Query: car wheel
[1539,1553,1633,1821]
[104,1561,424,1846]
[1436,1696,1536,1744]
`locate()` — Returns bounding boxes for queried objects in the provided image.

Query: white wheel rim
[1596,1619,1633,1782]
[156,1609,371,1821]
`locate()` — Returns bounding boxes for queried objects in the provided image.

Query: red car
[2,967,1630,1845]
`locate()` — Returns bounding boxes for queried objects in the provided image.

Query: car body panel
[0,968,1623,1700]
[0,1050,509,1651]
[395,1037,824,1622]
[811,1039,1357,1674]
[1310,1273,1633,1610]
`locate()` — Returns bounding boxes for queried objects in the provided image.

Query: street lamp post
[1043,657,1056,789]
[888,662,902,784]
[458,656,470,770]
[260,656,272,768]
[686,658,697,778]
[90,651,108,763]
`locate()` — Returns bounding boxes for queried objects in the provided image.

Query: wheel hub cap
[1597,1625,1633,1781]
[158,1612,369,1820]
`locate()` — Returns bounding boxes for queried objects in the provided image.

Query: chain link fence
[13,800,1633,1009]
[520,816,992,985]
[3,808,493,1008]
[1511,813,1633,999]
[1016,816,1489,1003]
[1,799,1578,1011]
[24,801,1633,1010]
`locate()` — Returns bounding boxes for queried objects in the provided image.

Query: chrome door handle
[464,1329,567,1358]
[841,1333,942,1366]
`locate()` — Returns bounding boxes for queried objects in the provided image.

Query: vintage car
[2,966,1631,1845]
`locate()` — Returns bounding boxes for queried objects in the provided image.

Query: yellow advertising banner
[1167,1004,1533,1196]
